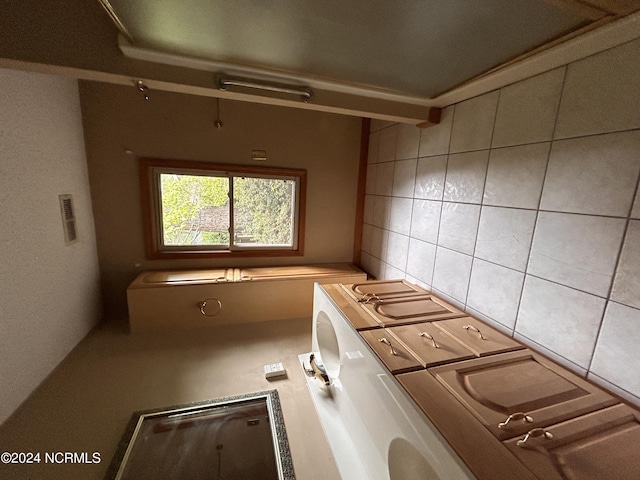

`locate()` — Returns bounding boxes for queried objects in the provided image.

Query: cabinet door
[388,322,476,367]
[321,283,380,330]
[359,329,422,374]
[360,295,466,327]
[434,316,523,356]
[504,404,640,480]
[429,350,617,440]
[345,279,428,299]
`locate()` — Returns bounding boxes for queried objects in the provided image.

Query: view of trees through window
[159,173,295,248]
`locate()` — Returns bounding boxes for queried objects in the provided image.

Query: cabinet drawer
[434,316,523,356]
[503,404,640,480]
[359,329,422,374]
[388,322,476,367]
[359,294,466,327]
[429,350,617,440]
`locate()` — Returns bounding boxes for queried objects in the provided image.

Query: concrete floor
[0,316,341,480]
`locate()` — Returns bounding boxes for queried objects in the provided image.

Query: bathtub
[126,263,367,334]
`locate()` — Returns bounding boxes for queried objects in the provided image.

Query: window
[140,158,306,259]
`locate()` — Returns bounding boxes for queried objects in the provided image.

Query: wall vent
[58,194,78,245]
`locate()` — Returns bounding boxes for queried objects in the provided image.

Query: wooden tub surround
[126,263,366,334]
[325,280,640,480]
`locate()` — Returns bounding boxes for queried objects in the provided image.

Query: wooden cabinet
[434,316,523,356]
[320,283,380,330]
[387,322,476,367]
[359,294,466,327]
[323,278,640,478]
[503,403,640,480]
[359,329,422,374]
[341,279,428,300]
[127,264,366,333]
[429,350,617,440]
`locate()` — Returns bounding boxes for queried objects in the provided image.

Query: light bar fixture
[216,75,314,103]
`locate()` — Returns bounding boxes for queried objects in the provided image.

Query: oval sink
[316,310,341,378]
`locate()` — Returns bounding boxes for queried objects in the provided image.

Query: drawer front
[388,322,476,367]
[429,350,617,440]
[359,329,423,374]
[434,316,523,356]
[503,404,640,480]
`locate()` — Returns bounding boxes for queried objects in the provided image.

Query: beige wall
[0,68,102,424]
[361,38,640,406]
[79,81,362,316]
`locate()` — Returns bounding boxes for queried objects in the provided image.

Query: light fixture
[216,75,313,103]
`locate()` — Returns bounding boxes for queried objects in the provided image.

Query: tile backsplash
[361,38,640,405]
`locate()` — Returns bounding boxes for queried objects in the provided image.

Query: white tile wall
[406,238,436,287]
[467,258,524,330]
[632,183,640,219]
[516,276,606,369]
[396,123,421,160]
[365,163,377,195]
[378,125,398,162]
[419,106,453,157]
[555,38,640,139]
[438,202,480,255]
[432,247,472,303]
[392,159,417,197]
[414,155,447,200]
[386,231,410,271]
[540,131,640,216]
[443,150,489,203]
[492,67,565,148]
[590,301,640,402]
[483,143,550,209]
[410,199,441,244]
[372,195,391,228]
[388,197,413,235]
[528,212,626,296]
[475,206,536,271]
[367,130,380,163]
[450,91,499,153]
[361,39,640,405]
[611,220,640,310]
[375,161,395,196]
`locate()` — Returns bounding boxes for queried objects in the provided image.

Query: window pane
[160,174,230,246]
[233,177,295,247]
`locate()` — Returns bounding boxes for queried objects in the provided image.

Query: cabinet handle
[419,332,441,348]
[463,324,487,340]
[358,293,382,304]
[198,298,222,316]
[516,428,553,447]
[498,412,534,429]
[378,337,398,356]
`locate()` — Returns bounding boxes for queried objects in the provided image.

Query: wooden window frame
[139,157,306,259]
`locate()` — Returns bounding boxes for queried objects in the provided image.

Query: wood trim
[545,0,640,15]
[416,107,442,128]
[352,118,370,267]
[139,157,306,260]
[542,0,611,19]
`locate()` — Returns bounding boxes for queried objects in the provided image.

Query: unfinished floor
[0,317,340,480]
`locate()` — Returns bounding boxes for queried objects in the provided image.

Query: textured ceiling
[107,0,594,99]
